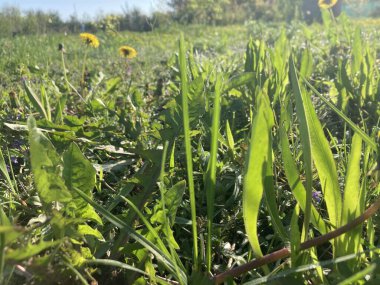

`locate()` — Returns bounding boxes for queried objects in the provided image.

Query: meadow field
[0,10,380,285]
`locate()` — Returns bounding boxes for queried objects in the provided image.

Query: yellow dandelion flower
[119,46,137,59]
[80,33,100,48]
[318,0,338,9]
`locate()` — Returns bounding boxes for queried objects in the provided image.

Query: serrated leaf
[28,116,72,204]
[6,240,61,261]
[164,180,186,226]
[77,224,104,240]
[63,143,102,224]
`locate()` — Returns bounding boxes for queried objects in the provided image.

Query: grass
[0,14,379,285]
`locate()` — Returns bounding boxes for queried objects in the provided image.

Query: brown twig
[212,196,380,284]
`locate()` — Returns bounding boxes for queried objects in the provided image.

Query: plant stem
[60,51,70,92]
[81,47,88,91]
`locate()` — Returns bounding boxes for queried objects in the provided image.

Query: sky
[0,0,169,20]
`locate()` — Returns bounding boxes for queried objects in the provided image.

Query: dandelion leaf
[28,116,72,204]
[63,143,102,225]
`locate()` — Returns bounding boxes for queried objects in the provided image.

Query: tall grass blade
[338,133,363,259]
[280,105,328,235]
[243,92,287,259]
[290,57,342,230]
[121,196,171,258]
[243,94,267,259]
[179,32,198,268]
[289,56,313,238]
[0,149,17,197]
[290,204,301,266]
[301,76,377,150]
[205,74,222,271]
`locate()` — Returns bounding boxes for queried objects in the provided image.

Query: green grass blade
[337,264,376,285]
[85,259,149,278]
[290,204,301,266]
[0,149,17,197]
[243,93,287,259]
[62,261,88,285]
[205,73,222,272]
[225,120,235,157]
[289,56,313,238]
[85,259,175,285]
[121,196,171,259]
[72,187,186,282]
[301,76,377,150]
[290,57,342,230]
[351,27,363,75]
[338,133,363,258]
[280,106,328,235]
[243,95,267,259]
[223,72,254,92]
[179,32,198,268]
[157,141,186,283]
[23,81,48,120]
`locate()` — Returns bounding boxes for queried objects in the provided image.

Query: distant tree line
[0,5,170,37]
[0,0,376,37]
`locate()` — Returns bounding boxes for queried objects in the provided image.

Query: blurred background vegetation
[1,0,380,37]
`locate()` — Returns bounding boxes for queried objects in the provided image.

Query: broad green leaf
[63,143,102,224]
[351,27,363,76]
[338,133,363,258]
[104,77,121,95]
[164,180,186,226]
[24,82,48,120]
[40,85,51,121]
[28,116,72,204]
[300,49,313,78]
[224,72,255,92]
[225,120,235,157]
[77,224,104,240]
[280,100,328,234]
[290,58,342,229]
[279,117,328,235]
[6,240,61,261]
[243,92,287,258]
[0,208,21,244]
